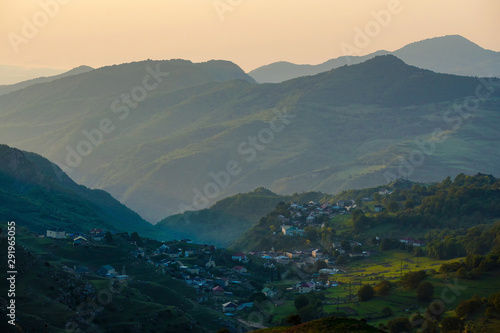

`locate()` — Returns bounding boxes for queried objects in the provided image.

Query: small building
[158,244,169,253]
[212,286,225,296]
[46,228,66,239]
[263,262,275,269]
[205,257,216,269]
[238,302,254,311]
[222,302,238,313]
[312,249,323,258]
[166,249,180,258]
[97,265,116,277]
[92,234,104,242]
[285,252,300,260]
[281,225,305,236]
[231,252,248,262]
[90,229,104,235]
[215,277,229,288]
[233,266,248,274]
[374,205,384,212]
[74,266,89,275]
[379,189,390,195]
[298,282,315,294]
[73,236,89,247]
[262,287,278,298]
[187,266,200,275]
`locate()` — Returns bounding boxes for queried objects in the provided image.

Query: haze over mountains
[0,64,68,85]
[249,35,500,83]
[1,35,499,225]
[0,65,94,96]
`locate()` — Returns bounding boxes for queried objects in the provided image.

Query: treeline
[366,173,500,230]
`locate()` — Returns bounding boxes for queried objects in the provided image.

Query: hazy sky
[2,0,499,73]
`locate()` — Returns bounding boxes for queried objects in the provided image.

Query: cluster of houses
[44,227,113,247]
[279,200,359,237]
[399,237,426,247]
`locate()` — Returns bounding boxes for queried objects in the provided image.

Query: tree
[381,307,393,317]
[341,240,351,252]
[413,246,424,257]
[456,267,467,279]
[387,201,400,213]
[294,295,309,310]
[387,317,411,333]
[358,284,375,302]
[315,260,327,271]
[104,231,113,243]
[352,210,369,233]
[416,282,434,302]
[441,317,464,333]
[374,280,391,296]
[409,313,425,328]
[130,232,142,246]
[286,314,301,326]
[402,270,427,289]
[455,296,482,318]
[404,199,415,209]
[298,305,317,322]
[336,255,348,266]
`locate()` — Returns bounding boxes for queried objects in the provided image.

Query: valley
[1,20,500,332]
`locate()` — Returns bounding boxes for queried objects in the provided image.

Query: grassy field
[265,249,500,329]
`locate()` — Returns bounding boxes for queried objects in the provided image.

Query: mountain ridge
[0,65,94,96]
[1,54,499,222]
[248,35,500,83]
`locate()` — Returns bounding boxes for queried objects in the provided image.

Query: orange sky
[1,0,499,72]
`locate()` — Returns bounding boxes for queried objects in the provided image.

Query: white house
[205,257,216,269]
[222,302,238,313]
[46,228,66,239]
[298,282,316,294]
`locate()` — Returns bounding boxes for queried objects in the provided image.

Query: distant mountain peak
[249,35,500,83]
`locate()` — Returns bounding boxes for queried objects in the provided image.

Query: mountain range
[249,35,500,83]
[0,36,499,225]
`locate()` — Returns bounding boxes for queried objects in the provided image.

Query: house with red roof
[233,266,248,274]
[231,252,248,262]
[212,286,225,295]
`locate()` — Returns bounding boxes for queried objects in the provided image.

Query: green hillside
[250,316,381,333]
[0,56,499,223]
[0,225,226,332]
[155,187,329,246]
[231,173,500,252]
[0,144,155,236]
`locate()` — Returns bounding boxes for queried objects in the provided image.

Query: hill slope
[0,65,94,96]
[251,317,381,333]
[0,55,499,222]
[249,35,500,83]
[155,188,329,246]
[0,144,154,235]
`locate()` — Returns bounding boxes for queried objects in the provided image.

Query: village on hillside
[37,191,427,321]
